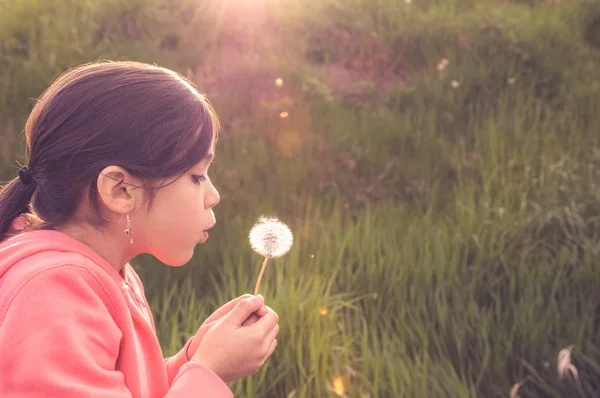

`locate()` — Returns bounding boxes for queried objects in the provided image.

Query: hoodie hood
[0,230,124,283]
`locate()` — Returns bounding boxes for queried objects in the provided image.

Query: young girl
[0,61,279,397]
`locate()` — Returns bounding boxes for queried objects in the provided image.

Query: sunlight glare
[332,376,344,395]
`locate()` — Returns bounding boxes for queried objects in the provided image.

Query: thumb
[225,295,264,326]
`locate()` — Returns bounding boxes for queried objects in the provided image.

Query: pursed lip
[200,223,216,243]
[204,222,216,232]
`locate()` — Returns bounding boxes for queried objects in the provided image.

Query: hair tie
[18,166,35,186]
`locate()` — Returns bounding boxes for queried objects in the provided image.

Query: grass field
[2,0,600,396]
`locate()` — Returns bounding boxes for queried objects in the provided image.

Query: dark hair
[0,61,219,242]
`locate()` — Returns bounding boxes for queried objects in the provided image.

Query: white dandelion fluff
[249,216,294,295]
[249,216,293,258]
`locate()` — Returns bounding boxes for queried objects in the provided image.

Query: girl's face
[135,151,220,267]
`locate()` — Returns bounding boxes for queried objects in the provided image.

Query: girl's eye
[192,174,207,184]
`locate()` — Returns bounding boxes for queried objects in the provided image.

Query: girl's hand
[186,294,267,359]
[191,295,280,382]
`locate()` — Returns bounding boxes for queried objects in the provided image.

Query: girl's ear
[96,166,145,215]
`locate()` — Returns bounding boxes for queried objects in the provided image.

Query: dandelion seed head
[249,216,294,258]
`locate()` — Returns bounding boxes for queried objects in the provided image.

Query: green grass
[2,0,600,397]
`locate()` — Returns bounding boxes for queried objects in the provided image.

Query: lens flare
[332,376,344,396]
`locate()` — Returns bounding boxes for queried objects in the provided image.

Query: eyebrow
[204,153,214,161]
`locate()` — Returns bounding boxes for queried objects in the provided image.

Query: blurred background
[1,0,600,396]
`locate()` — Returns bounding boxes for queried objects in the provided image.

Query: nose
[205,183,220,209]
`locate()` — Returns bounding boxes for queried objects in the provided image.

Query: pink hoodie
[0,230,233,397]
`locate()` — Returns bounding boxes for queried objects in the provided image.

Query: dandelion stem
[254,256,270,295]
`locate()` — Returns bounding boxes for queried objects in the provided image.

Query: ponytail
[0,172,37,242]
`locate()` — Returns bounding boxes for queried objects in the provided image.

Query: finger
[243,304,271,326]
[251,310,279,335]
[263,338,278,362]
[256,305,267,317]
[263,305,277,316]
[242,312,261,327]
[197,319,218,339]
[206,294,253,323]
[265,323,279,343]
[226,295,265,325]
[187,323,211,358]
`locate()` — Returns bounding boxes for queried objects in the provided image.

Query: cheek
[143,200,201,263]
[145,180,205,227]
[168,198,203,226]
[180,186,206,214]
[165,186,207,228]
[144,186,202,235]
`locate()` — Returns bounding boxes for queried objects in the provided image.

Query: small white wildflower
[557,345,583,392]
[437,58,449,71]
[451,80,460,88]
[508,77,516,85]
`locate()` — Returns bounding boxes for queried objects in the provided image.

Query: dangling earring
[124,214,133,244]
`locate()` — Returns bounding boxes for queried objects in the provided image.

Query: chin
[157,250,195,267]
